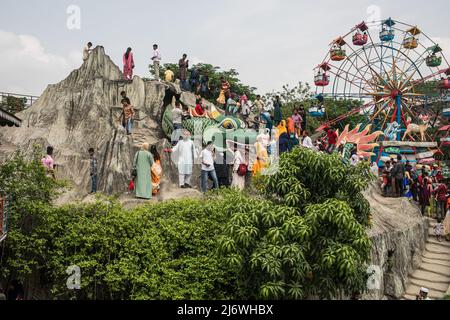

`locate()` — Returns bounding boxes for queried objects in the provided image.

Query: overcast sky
[0,0,449,96]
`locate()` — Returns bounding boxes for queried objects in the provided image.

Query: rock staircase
[402,218,450,300]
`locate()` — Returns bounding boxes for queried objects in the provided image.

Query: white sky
[0,0,449,96]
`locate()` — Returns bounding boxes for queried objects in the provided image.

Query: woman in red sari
[123,47,135,80]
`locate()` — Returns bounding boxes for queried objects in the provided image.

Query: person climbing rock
[172,101,183,131]
[164,66,174,82]
[133,143,154,200]
[121,98,135,135]
[179,54,189,90]
[88,148,98,194]
[273,96,282,127]
[123,47,135,80]
[200,72,210,96]
[42,146,56,179]
[83,42,93,61]
[189,68,200,94]
[253,95,265,115]
[217,77,230,107]
[151,44,161,81]
[226,94,238,116]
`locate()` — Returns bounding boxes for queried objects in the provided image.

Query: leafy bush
[218,148,373,299]
[1,146,373,300]
[39,197,236,300]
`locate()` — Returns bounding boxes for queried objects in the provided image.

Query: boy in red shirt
[326,127,338,154]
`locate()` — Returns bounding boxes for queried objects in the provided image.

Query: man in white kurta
[172,131,196,188]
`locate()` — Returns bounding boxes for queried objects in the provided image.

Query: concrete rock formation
[363,182,429,300]
[0,46,196,195]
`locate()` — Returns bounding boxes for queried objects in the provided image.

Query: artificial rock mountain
[0,46,198,195]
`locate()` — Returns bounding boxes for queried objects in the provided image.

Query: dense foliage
[0,96,27,114]
[218,148,373,299]
[1,147,373,300]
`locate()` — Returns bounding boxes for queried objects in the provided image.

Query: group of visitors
[168,130,250,193]
[378,158,450,242]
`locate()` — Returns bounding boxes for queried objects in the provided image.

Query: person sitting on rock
[194,99,205,116]
[121,98,135,135]
[83,42,93,61]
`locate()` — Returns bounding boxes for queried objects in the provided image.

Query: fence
[0,92,40,110]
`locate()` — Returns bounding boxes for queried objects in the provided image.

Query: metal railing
[0,92,40,110]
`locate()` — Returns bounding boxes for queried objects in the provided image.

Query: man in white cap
[416,287,431,300]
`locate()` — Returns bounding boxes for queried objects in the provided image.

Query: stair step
[409,269,450,283]
[427,238,450,248]
[420,262,450,276]
[425,243,450,255]
[408,278,449,292]
[423,251,450,262]
[421,257,450,267]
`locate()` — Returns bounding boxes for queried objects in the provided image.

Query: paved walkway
[403,218,450,300]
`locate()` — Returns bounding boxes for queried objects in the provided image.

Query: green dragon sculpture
[162,105,258,151]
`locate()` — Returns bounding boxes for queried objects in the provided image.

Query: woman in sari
[133,143,154,199]
[253,136,269,176]
[150,145,163,196]
[123,47,135,80]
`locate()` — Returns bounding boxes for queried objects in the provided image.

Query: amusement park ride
[312,18,450,167]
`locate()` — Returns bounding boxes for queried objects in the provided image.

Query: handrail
[0,92,40,109]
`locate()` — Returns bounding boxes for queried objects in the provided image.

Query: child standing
[434,219,444,242]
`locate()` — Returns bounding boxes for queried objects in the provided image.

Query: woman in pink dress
[123,47,135,80]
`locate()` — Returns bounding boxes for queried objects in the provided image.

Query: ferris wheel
[313,18,450,142]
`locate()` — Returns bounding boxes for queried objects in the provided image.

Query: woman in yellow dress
[150,145,163,195]
[253,136,269,176]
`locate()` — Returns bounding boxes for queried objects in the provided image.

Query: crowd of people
[378,157,450,242]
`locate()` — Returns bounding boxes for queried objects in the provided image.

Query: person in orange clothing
[287,117,295,136]
[150,145,163,195]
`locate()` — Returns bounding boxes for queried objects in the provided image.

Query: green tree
[0,96,27,114]
[218,148,373,299]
